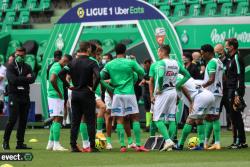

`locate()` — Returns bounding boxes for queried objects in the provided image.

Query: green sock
[205,120,213,143]
[97,117,104,132]
[197,124,205,145]
[106,137,111,144]
[146,112,152,127]
[80,122,89,141]
[127,136,133,145]
[155,121,170,140]
[150,121,157,136]
[132,122,141,146]
[49,123,54,141]
[213,120,221,144]
[117,124,125,147]
[178,124,192,146]
[169,121,177,140]
[53,122,61,142]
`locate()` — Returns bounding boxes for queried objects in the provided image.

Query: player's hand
[57,92,63,99]
[139,79,146,86]
[26,74,32,78]
[234,96,240,106]
[88,86,93,92]
[189,102,194,113]
[150,96,155,104]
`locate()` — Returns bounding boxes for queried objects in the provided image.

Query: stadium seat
[159,5,171,17]
[186,0,200,4]
[39,0,51,11]
[217,0,231,3]
[36,40,48,67]
[9,0,24,12]
[0,54,4,64]
[0,0,9,12]
[14,10,30,25]
[3,12,16,25]
[147,0,161,5]
[173,4,186,17]
[221,2,233,16]
[171,0,185,6]
[6,40,21,59]
[26,0,38,11]
[0,12,3,24]
[201,0,214,4]
[235,2,250,16]
[189,4,201,16]
[204,2,217,16]
[102,39,115,53]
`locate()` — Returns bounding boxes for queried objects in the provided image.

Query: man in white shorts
[175,75,215,150]
[150,45,190,151]
[100,43,148,152]
[200,44,224,150]
[47,54,72,151]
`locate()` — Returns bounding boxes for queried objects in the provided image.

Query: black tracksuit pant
[3,94,30,145]
[219,91,231,127]
[70,89,96,149]
[228,89,246,144]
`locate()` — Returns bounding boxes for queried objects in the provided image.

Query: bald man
[192,52,205,79]
[214,44,231,130]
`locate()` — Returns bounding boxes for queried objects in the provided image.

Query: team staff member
[225,38,247,149]
[59,42,100,152]
[2,47,36,150]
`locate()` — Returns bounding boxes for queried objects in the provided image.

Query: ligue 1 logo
[77,7,85,18]
[155,27,166,46]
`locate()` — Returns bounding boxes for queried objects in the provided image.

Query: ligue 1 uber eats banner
[58,0,165,23]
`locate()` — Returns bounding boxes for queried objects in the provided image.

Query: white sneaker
[46,141,54,150]
[53,144,68,151]
[160,139,175,152]
[62,120,66,126]
[106,143,113,150]
[128,143,137,149]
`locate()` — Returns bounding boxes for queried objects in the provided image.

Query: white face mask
[102,59,106,65]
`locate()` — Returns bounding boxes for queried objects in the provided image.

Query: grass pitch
[1,129,250,167]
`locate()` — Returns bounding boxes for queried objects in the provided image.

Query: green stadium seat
[25,54,35,71]
[6,40,21,59]
[3,12,16,25]
[102,39,115,53]
[39,0,51,11]
[186,0,200,4]
[26,0,38,11]
[159,5,171,17]
[217,0,231,3]
[221,2,233,16]
[14,10,30,25]
[173,4,186,17]
[0,12,3,24]
[204,2,217,16]
[189,4,201,16]
[0,0,10,12]
[201,0,214,4]
[235,2,250,16]
[171,0,185,6]
[234,0,248,2]
[147,0,161,5]
[0,54,4,64]
[36,40,48,67]
[9,0,24,11]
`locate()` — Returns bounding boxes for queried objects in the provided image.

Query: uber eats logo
[77,6,144,18]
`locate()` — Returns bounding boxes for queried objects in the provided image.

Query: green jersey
[47,62,64,99]
[101,58,145,95]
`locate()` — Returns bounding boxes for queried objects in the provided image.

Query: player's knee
[186,118,195,125]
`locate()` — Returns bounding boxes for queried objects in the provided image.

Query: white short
[111,94,139,117]
[48,98,64,117]
[185,89,215,119]
[206,96,222,115]
[153,89,177,121]
[105,92,112,110]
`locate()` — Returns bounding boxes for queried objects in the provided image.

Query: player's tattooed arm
[50,74,63,99]
[176,63,190,90]
[202,72,215,88]
[149,77,155,103]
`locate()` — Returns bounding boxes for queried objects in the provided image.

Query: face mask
[15,55,24,63]
[102,59,106,65]
[225,48,229,55]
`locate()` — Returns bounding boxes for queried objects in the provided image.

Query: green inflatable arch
[40,0,183,119]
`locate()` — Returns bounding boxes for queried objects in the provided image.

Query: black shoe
[239,143,248,149]
[16,144,32,149]
[71,146,82,152]
[2,141,10,150]
[227,143,237,149]
[91,147,100,152]
[229,144,242,149]
[144,127,150,132]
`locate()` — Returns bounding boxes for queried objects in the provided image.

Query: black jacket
[6,60,36,96]
[226,52,245,97]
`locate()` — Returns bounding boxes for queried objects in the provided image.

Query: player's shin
[155,120,170,140]
[80,122,89,148]
[213,119,221,145]
[53,122,61,146]
[169,121,177,140]
[204,120,213,146]
[117,124,126,147]
[150,121,157,136]
[197,124,205,147]
[133,121,141,146]
[178,124,192,147]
